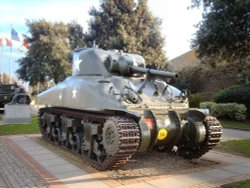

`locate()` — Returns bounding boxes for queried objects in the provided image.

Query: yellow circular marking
[157,129,168,140]
[181,119,187,125]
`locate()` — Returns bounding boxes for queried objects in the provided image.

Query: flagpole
[9,25,12,84]
[0,45,2,83]
[9,45,12,84]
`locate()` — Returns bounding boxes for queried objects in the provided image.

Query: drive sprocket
[178,115,222,159]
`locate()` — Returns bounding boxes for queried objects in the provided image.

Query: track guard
[180,110,206,122]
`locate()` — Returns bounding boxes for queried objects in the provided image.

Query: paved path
[222,128,250,141]
[0,135,250,188]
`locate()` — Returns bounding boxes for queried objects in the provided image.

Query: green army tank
[0,83,30,108]
[37,48,222,170]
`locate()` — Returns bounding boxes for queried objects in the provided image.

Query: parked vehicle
[37,48,222,170]
[0,83,30,108]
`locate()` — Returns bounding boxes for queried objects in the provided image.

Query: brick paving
[0,134,250,188]
[1,135,109,188]
[0,138,48,188]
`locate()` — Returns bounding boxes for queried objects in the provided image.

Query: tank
[37,48,222,170]
[0,83,30,108]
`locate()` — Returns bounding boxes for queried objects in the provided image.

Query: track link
[38,107,140,170]
[92,117,140,170]
[179,115,222,159]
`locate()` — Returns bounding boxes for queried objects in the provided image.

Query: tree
[191,0,250,83]
[84,0,167,69]
[174,63,238,94]
[16,20,71,85]
[67,21,85,50]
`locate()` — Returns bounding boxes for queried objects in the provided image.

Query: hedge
[214,85,250,117]
[200,102,247,121]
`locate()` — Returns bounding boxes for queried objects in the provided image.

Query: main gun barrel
[130,66,178,79]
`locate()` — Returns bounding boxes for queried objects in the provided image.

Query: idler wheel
[102,120,119,156]
[39,113,53,141]
[40,114,47,136]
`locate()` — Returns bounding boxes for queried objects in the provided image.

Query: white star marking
[72,88,77,99]
[73,58,82,72]
[59,93,62,100]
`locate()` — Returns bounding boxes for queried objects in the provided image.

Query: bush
[200,102,216,111]
[189,93,202,108]
[213,103,247,121]
[214,85,250,118]
[200,102,247,121]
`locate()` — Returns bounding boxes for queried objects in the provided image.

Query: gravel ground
[37,138,218,184]
[0,139,48,188]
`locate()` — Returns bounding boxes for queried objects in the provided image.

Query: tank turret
[37,48,222,170]
[108,53,177,79]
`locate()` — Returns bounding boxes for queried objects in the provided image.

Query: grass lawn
[220,120,250,131]
[0,116,40,135]
[221,179,250,188]
[215,139,250,158]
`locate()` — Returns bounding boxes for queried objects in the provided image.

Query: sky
[0,0,202,79]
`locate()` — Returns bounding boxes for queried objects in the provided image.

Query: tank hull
[37,76,126,111]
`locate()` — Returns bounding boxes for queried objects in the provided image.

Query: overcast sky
[0,0,202,76]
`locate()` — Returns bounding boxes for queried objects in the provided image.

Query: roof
[169,49,200,71]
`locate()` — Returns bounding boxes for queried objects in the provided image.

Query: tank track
[38,107,140,170]
[178,115,222,159]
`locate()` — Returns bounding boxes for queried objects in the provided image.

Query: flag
[11,28,20,41]
[17,48,24,53]
[5,38,12,46]
[0,38,3,47]
[22,39,29,49]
